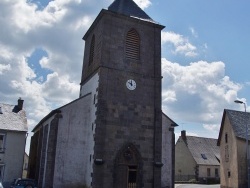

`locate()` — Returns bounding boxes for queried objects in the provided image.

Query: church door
[114,144,142,188]
[127,165,137,188]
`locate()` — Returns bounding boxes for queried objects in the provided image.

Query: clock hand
[130,80,133,86]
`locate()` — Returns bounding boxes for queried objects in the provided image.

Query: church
[28,0,178,187]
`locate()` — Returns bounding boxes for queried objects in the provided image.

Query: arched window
[89,35,95,65]
[125,29,140,60]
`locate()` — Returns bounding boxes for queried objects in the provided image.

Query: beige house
[218,109,250,188]
[175,130,220,184]
[0,98,28,187]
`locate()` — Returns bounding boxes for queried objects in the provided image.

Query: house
[175,130,220,184]
[0,98,28,187]
[27,0,178,187]
[218,109,250,188]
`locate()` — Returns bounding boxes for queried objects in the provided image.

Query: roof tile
[186,136,220,165]
[226,109,250,140]
[0,103,28,132]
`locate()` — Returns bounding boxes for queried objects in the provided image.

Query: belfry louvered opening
[126,29,140,60]
[89,35,95,65]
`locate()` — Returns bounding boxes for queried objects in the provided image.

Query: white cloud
[134,0,152,9]
[0,44,14,60]
[162,90,177,102]
[0,64,11,75]
[175,131,198,140]
[189,27,198,38]
[203,124,220,132]
[162,58,242,125]
[39,56,49,68]
[7,0,92,33]
[0,0,108,133]
[42,72,79,105]
[162,31,198,57]
[73,16,92,30]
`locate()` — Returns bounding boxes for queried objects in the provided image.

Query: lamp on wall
[94,158,104,165]
[154,161,163,167]
[234,99,250,188]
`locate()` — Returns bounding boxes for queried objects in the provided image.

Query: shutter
[126,29,140,60]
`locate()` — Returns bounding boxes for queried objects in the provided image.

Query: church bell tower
[80,0,165,187]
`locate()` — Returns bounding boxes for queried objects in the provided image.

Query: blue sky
[0,0,250,152]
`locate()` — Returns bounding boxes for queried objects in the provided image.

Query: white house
[0,98,28,187]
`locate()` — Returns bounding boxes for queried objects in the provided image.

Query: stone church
[28,0,178,187]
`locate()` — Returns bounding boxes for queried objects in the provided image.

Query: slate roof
[218,109,250,145]
[0,103,28,132]
[226,109,250,139]
[108,0,153,22]
[185,136,220,165]
[83,0,164,40]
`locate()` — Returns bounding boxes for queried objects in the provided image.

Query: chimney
[18,98,24,110]
[181,130,186,141]
[0,107,2,114]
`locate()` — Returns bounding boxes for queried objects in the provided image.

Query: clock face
[126,79,136,90]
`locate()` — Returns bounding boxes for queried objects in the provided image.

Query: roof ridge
[186,135,217,140]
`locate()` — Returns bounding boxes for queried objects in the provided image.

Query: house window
[228,171,231,178]
[0,134,5,153]
[225,145,229,162]
[201,154,207,160]
[215,168,219,177]
[93,94,96,105]
[125,29,140,60]
[207,168,211,177]
[24,162,28,170]
[225,133,228,143]
[89,35,95,65]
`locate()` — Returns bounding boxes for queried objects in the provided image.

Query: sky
[1,0,250,153]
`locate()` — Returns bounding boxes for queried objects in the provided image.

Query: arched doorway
[113,143,143,188]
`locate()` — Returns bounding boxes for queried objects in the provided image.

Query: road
[175,184,220,188]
